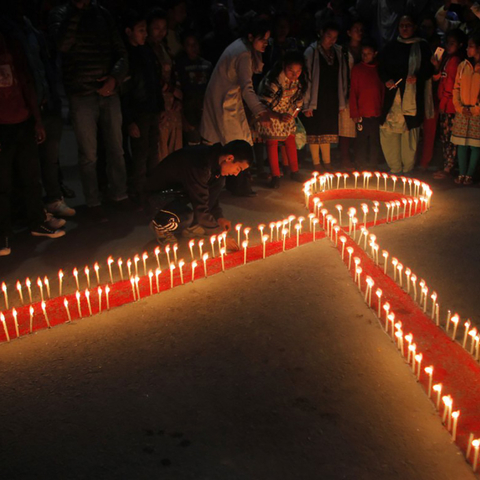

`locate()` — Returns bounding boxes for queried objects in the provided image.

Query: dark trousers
[38,108,63,203]
[0,118,45,236]
[130,112,160,197]
[354,117,381,167]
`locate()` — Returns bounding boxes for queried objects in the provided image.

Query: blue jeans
[69,94,127,207]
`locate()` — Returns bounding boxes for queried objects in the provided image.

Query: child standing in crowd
[338,19,364,170]
[303,21,346,171]
[433,29,466,179]
[350,39,384,168]
[123,11,164,205]
[176,31,212,146]
[257,50,307,188]
[147,8,183,161]
[450,33,480,185]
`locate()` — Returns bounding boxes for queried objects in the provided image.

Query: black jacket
[146,144,225,232]
[122,43,164,126]
[48,0,128,96]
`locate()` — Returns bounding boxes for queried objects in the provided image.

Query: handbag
[295,117,307,150]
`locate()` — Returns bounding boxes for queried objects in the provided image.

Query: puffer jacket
[48,0,128,96]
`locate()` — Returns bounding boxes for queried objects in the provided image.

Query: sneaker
[45,212,66,229]
[0,237,11,256]
[31,223,66,238]
[269,176,281,189]
[87,205,108,224]
[46,198,76,217]
[150,220,177,245]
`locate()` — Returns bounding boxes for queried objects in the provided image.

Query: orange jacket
[453,59,480,115]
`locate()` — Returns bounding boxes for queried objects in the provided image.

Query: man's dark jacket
[146,144,225,233]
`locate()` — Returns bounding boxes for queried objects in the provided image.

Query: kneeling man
[146,140,253,248]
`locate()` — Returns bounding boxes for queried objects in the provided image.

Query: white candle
[382,173,388,190]
[424,366,433,397]
[343,173,348,188]
[313,218,319,241]
[282,228,288,252]
[347,247,354,270]
[178,260,185,285]
[155,268,161,291]
[12,308,19,338]
[41,301,51,328]
[295,223,301,247]
[463,320,471,348]
[433,383,442,409]
[1,313,10,342]
[105,286,110,310]
[220,248,226,271]
[353,171,359,188]
[451,411,460,441]
[127,259,133,278]
[382,250,389,274]
[135,276,140,299]
[117,258,124,280]
[29,306,34,333]
[262,235,268,259]
[94,262,101,284]
[98,287,102,313]
[376,288,382,317]
[148,270,154,294]
[73,268,80,290]
[107,256,114,283]
[134,254,140,276]
[36,277,44,302]
[202,253,209,277]
[340,236,347,259]
[85,289,92,316]
[64,298,72,322]
[210,235,216,258]
[242,240,248,264]
[235,223,242,245]
[58,270,64,297]
[415,353,422,379]
[130,277,136,300]
[335,204,343,224]
[155,246,162,269]
[84,266,91,288]
[391,258,398,281]
[450,314,460,340]
[142,252,149,275]
[373,207,379,226]
[467,434,475,459]
[16,280,24,305]
[170,263,176,287]
[411,274,417,301]
[397,264,403,287]
[197,241,204,259]
[164,246,171,266]
[191,261,197,282]
[26,277,32,303]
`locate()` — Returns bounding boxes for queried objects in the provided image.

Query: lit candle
[451,411,460,441]
[135,276,140,299]
[347,246,354,270]
[463,320,471,348]
[343,173,349,188]
[169,263,176,287]
[98,287,102,313]
[197,240,203,259]
[12,308,19,337]
[405,268,411,293]
[415,353,423,379]
[134,254,140,276]
[220,247,226,271]
[409,343,417,370]
[336,172,342,189]
[25,278,32,303]
[424,366,433,397]
[155,268,161,291]
[84,266,91,288]
[85,289,92,316]
[308,213,315,231]
[117,258,124,280]
[142,252,149,275]
[262,235,268,259]
[258,223,266,238]
[210,235,216,257]
[361,203,368,227]
[408,198,413,216]
[382,250,389,274]
[373,207,379,226]
[391,175,397,192]
[148,270,154,294]
[29,306,34,333]
[401,176,407,194]
[107,256,114,283]
[313,218,319,241]
[405,333,412,359]
[451,314,460,341]
[385,202,391,223]
[269,222,275,241]
[64,298,72,322]
[472,439,480,472]
[411,274,417,301]
[244,227,251,243]
[334,225,340,246]
[173,244,178,264]
[73,268,80,290]
[36,277,44,302]
[105,285,110,310]
[469,328,478,354]
[94,262,101,284]
[191,261,197,282]
[382,173,388,190]
[155,246,162,269]
[242,240,248,264]
[340,236,347,259]
[397,263,403,287]
[365,276,374,306]
[395,330,404,355]
[282,228,288,252]
[335,204,343,224]
[391,257,398,282]
[376,288,382,317]
[442,395,452,425]
[202,253,209,277]
[467,434,475,459]
[402,198,407,218]
[353,171,359,188]
[351,217,358,241]
[295,223,301,247]
[356,266,362,289]
[433,383,442,409]
[178,260,185,285]
[374,171,381,190]
[127,259,132,278]
[235,224,242,245]
[384,303,391,330]
[76,291,82,317]
[41,301,50,328]
[16,280,24,305]
[1,313,10,342]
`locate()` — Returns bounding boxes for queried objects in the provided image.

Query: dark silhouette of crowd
[1,0,479,255]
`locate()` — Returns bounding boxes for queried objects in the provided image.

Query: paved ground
[0,128,478,479]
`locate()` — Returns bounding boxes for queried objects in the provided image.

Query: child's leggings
[457,145,480,176]
[266,134,298,177]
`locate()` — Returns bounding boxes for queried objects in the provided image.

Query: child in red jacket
[432,29,466,179]
[349,39,384,168]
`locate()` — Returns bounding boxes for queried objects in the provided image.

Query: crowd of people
[1,0,480,256]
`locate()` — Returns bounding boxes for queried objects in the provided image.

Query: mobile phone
[435,47,445,61]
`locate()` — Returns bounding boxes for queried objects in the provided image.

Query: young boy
[122,11,164,204]
[175,31,212,145]
[349,38,384,168]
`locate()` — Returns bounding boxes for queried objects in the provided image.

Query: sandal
[464,176,473,185]
[455,175,465,184]
[433,170,450,179]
